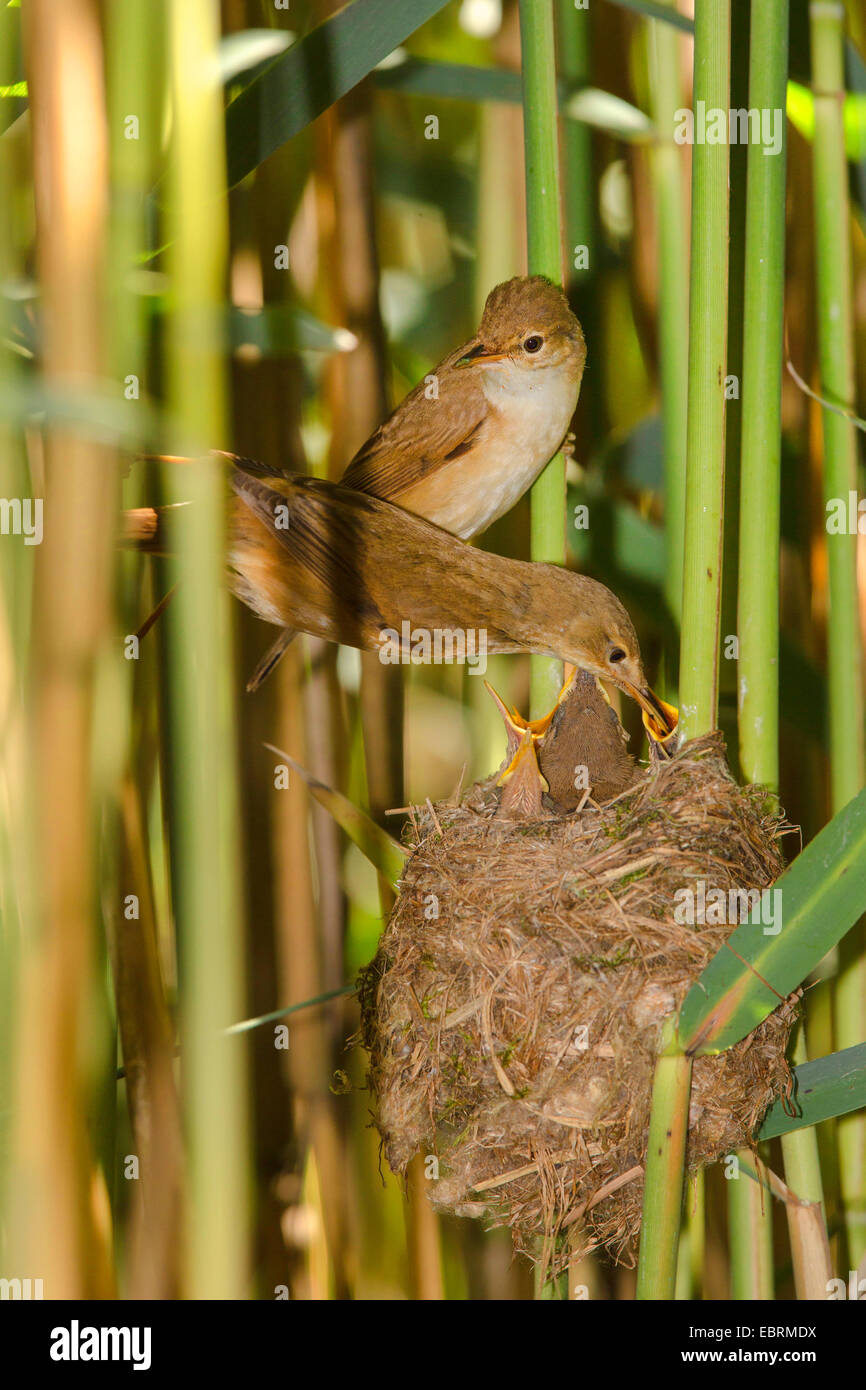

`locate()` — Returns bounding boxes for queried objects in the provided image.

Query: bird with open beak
[488,668,678,820]
[124,462,677,750]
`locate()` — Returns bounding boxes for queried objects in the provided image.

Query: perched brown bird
[144,276,584,686]
[341,275,586,538]
[126,462,675,744]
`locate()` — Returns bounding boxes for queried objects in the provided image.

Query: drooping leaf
[264,743,408,888]
[677,785,866,1055]
[757,1043,866,1140]
[224,985,356,1037]
[602,0,694,33]
[224,0,452,188]
[376,56,655,141]
[374,55,523,103]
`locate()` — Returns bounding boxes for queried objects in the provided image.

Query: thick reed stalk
[717,0,751,779]
[104,0,183,1299]
[675,1171,705,1299]
[0,8,31,1235]
[810,0,866,1268]
[729,1151,773,1299]
[678,0,731,738]
[636,1020,693,1299]
[323,67,443,1295]
[519,0,566,719]
[164,0,249,1297]
[737,0,788,792]
[10,0,115,1296]
[731,0,790,1299]
[639,0,731,1300]
[557,0,602,439]
[780,1023,830,1297]
[648,5,689,634]
[556,0,593,283]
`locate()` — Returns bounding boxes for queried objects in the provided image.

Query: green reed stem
[165,0,250,1298]
[557,0,602,439]
[737,0,788,793]
[640,0,731,1300]
[678,0,731,739]
[810,0,866,1267]
[717,0,751,782]
[648,3,689,637]
[780,1022,832,1297]
[557,0,592,279]
[780,1024,826,1209]
[728,1149,773,1299]
[636,1019,693,1299]
[519,0,566,719]
[730,0,790,1299]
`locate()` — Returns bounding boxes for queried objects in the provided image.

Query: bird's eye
[523,334,543,354]
[608,647,627,664]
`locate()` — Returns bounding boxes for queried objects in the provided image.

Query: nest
[359,732,798,1270]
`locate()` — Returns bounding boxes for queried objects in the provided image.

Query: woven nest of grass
[359,732,798,1270]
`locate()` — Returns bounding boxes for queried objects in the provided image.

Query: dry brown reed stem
[11,0,116,1297]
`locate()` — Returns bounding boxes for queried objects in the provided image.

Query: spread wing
[340,343,491,500]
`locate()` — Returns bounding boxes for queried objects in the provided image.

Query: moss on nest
[359,732,798,1271]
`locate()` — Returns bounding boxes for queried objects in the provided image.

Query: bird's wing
[339,343,491,501]
[229,471,382,605]
[229,469,530,656]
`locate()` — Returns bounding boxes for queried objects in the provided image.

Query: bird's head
[543,571,678,744]
[456,275,586,380]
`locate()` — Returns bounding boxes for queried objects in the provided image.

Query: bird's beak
[456,342,509,367]
[496,729,547,789]
[607,670,678,740]
[628,683,679,743]
[484,674,567,745]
